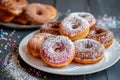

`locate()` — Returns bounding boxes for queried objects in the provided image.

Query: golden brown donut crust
[74,39,105,64]
[27,33,55,58]
[87,26,114,48]
[74,54,104,64]
[40,51,75,68]
[0,0,28,15]
[44,4,57,20]
[59,16,90,41]
[12,12,31,25]
[25,3,51,24]
[0,9,15,22]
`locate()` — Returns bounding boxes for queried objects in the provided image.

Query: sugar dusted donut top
[87,27,114,44]
[41,36,75,64]
[69,12,96,26]
[74,39,105,59]
[60,15,90,37]
[40,21,60,35]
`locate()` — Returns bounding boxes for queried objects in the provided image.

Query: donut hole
[85,42,93,48]
[47,22,60,29]
[51,25,59,29]
[55,48,61,52]
[54,43,64,52]
[15,0,20,2]
[72,19,80,29]
[48,24,59,29]
[81,15,87,18]
[95,30,103,34]
[36,11,42,15]
[72,25,79,29]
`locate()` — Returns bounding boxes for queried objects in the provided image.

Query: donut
[40,36,75,68]
[12,12,31,25]
[27,33,55,58]
[74,39,105,64]
[0,0,28,15]
[0,9,15,23]
[40,21,60,35]
[87,26,114,48]
[59,15,90,41]
[44,4,57,20]
[25,3,51,24]
[69,12,96,29]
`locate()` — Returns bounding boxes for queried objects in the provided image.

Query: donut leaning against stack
[69,12,96,29]
[59,14,90,41]
[27,33,55,58]
[44,4,57,20]
[24,3,51,25]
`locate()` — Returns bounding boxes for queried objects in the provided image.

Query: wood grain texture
[106,61,120,80]
[90,0,120,16]
[88,0,105,16]
[56,0,89,20]
[86,71,108,80]
[56,0,88,11]
[42,74,85,80]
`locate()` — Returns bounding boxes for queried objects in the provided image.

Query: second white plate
[19,30,120,75]
[0,12,59,29]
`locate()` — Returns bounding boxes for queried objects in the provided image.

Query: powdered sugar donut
[87,26,114,48]
[27,33,55,58]
[40,21,60,35]
[74,38,105,64]
[60,15,90,41]
[40,36,75,68]
[69,12,96,29]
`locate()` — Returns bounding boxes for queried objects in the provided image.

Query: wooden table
[0,0,120,80]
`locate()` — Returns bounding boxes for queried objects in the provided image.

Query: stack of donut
[27,12,114,68]
[0,0,57,25]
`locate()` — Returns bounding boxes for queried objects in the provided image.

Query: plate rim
[19,30,120,75]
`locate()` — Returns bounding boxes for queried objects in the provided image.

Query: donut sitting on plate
[25,3,51,24]
[40,36,75,68]
[74,38,105,64]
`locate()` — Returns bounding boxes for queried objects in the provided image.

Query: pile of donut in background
[27,12,114,68]
[0,0,57,25]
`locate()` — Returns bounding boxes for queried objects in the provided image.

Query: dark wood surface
[0,0,120,80]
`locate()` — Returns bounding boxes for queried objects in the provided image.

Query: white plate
[19,30,120,75]
[0,13,59,29]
